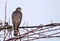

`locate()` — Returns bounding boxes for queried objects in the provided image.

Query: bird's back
[12,11,22,26]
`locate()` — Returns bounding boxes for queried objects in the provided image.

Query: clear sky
[0,0,60,41]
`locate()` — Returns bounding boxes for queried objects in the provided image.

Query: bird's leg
[17,28,22,41]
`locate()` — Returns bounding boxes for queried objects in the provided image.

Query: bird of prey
[12,7,22,36]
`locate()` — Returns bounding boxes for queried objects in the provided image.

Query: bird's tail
[14,27,19,36]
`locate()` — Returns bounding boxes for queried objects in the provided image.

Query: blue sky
[0,0,60,41]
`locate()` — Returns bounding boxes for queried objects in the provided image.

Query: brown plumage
[12,7,22,36]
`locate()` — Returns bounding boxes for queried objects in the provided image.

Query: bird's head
[16,7,22,11]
